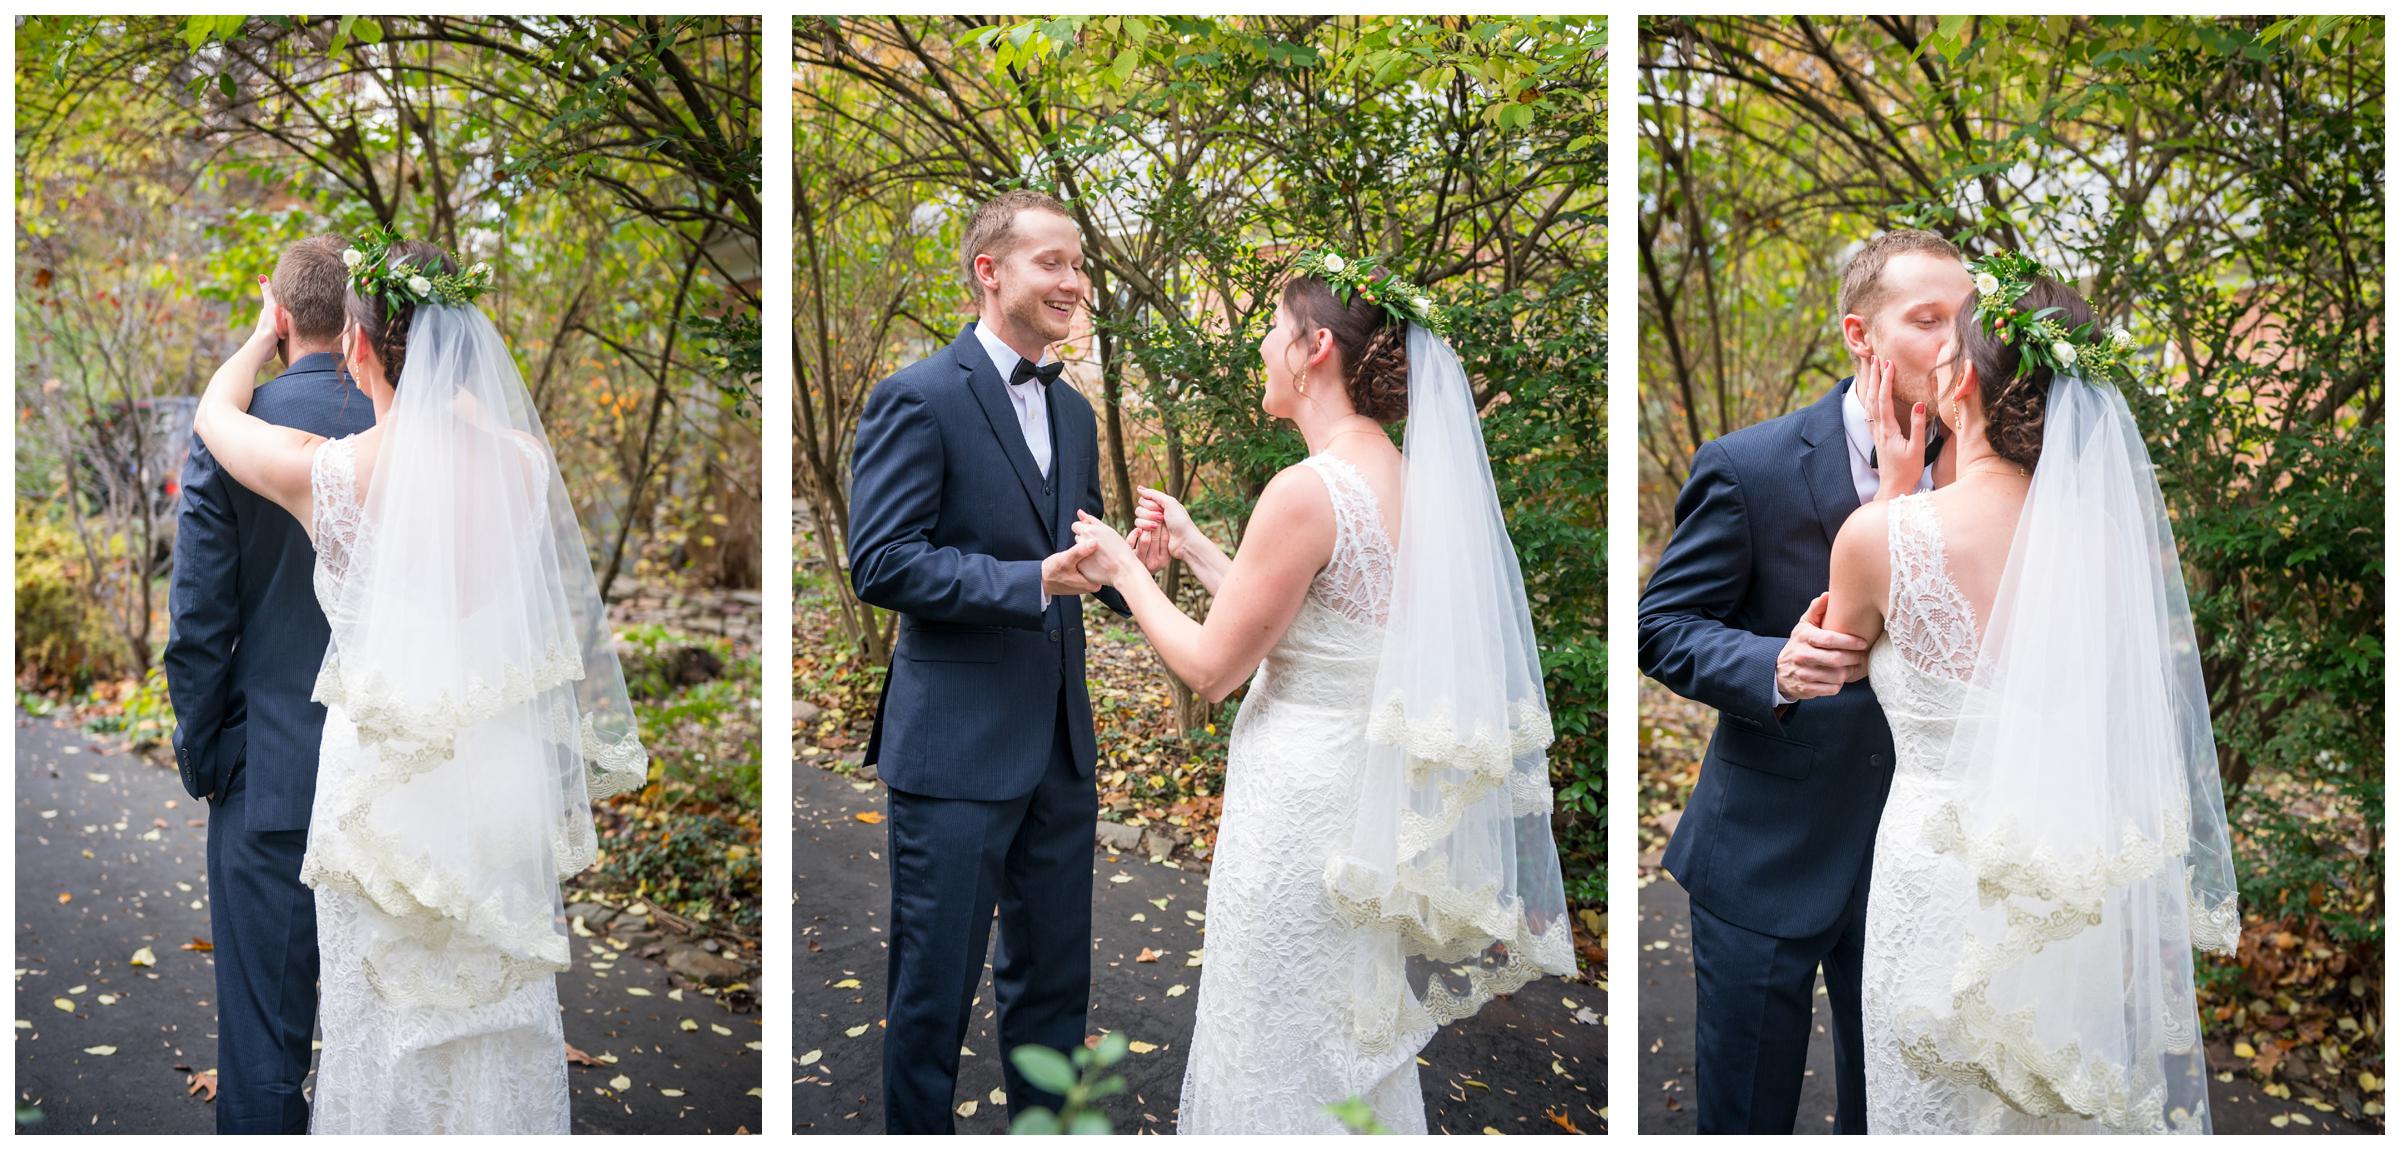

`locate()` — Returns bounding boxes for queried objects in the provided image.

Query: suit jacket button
[1870,753,1888,767]
[1048,629,1062,643]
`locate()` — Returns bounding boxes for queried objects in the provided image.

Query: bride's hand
[1134,486,1200,560]
[1861,352,1928,499]
[1071,510,1142,585]
[249,275,284,349]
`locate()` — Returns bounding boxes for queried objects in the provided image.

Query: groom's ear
[1839,312,1872,364]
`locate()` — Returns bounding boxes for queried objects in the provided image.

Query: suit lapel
[954,324,1056,535]
[1799,381,1860,547]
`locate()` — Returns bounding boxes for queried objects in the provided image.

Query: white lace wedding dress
[1862,493,2096,1134]
[298,434,573,1134]
[1177,454,1426,1135]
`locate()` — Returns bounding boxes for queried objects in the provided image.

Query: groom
[163,234,373,1133]
[847,189,1160,1133]
[1638,229,1972,1134]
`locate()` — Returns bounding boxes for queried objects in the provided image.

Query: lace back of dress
[311,436,368,609]
[1297,455,1395,627]
[1884,494,1978,681]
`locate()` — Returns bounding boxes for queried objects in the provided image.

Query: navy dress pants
[881,713,1095,1133]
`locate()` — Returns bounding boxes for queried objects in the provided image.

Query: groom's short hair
[273,234,351,345]
[1838,229,1962,324]
[961,189,1071,295]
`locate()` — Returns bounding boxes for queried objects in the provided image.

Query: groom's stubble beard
[1001,286,1075,347]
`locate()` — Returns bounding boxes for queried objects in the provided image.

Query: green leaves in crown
[342,225,495,309]
[1967,250,2139,388]
[1290,247,1450,337]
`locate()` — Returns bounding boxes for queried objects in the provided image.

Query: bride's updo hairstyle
[1281,271,1411,424]
[1949,275,2096,473]
[345,239,457,387]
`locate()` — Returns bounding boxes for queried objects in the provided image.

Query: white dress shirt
[973,322,1061,609]
[974,321,1054,479]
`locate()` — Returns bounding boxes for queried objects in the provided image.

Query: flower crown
[342,226,494,308]
[1290,247,1450,336]
[1967,251,2138,387]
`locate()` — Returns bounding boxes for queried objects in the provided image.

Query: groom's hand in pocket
[1043,539,1106,598]
[1777,592,1869,702]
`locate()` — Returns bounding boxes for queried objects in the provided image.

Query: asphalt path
[792,757,1605,1134]
[13,710,761,1134]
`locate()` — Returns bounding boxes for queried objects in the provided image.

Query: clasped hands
[1040,486,1191,598]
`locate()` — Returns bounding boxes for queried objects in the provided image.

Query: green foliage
[589,809,760,932]
[79,665,176,750]
[1325,1097,1394,1134]
[14,506,134,691]
[1007,1031,1131,1135]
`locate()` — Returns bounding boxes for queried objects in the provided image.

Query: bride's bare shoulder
[1831,499,1896,586]
[1250,461,1340,554]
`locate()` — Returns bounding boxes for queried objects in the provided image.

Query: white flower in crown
[407,274,433,297]
[1974,271,2002,296]
[1321,252,1346,274]
[2111,325,2134,349]
[471,261,491,279]
[1412,295,1432,318]
[2053,341,2078,368]
[342,248,365,269]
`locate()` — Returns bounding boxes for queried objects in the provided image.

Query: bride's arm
[1075,468,1336,703]
[1824,502,1891,651]
[193,278,325,526]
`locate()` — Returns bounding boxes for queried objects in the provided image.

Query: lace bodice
[311,435,370,623]
[1299,453,1396,628]
[1866,493,1977,777]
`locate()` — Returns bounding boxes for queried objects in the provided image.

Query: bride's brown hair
[1947,276,2096,472]
[1279,272,1411,424]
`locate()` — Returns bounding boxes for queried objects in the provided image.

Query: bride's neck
[1296,406,1376,456]
[1945,421,2024,483]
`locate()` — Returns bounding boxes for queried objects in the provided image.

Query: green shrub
[15,506,131,691]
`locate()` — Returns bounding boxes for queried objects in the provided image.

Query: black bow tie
[1010,359,1063,387]
[1869,426,1946,471]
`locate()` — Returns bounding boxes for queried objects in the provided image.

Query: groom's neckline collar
[969,319,1056,379]
[279,350,341,377]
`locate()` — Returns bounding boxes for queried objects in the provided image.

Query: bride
[1068,251,1575,1134]
[1824,253,2239,1133]
[193,229,649,1132]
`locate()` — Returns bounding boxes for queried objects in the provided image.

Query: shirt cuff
[1771,669,1792,708]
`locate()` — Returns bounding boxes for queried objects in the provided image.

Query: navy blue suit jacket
[848,323,1129,802]
[1639,380,1897,940]
[164,352,376,832]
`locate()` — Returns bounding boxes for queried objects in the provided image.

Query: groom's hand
[1777,592,1869,702]
[1042,539,1105,598]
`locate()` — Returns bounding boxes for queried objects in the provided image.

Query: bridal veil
[1891,376,2239,1132]
[1325,324,1577,1055]
[304,303,649,1008]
